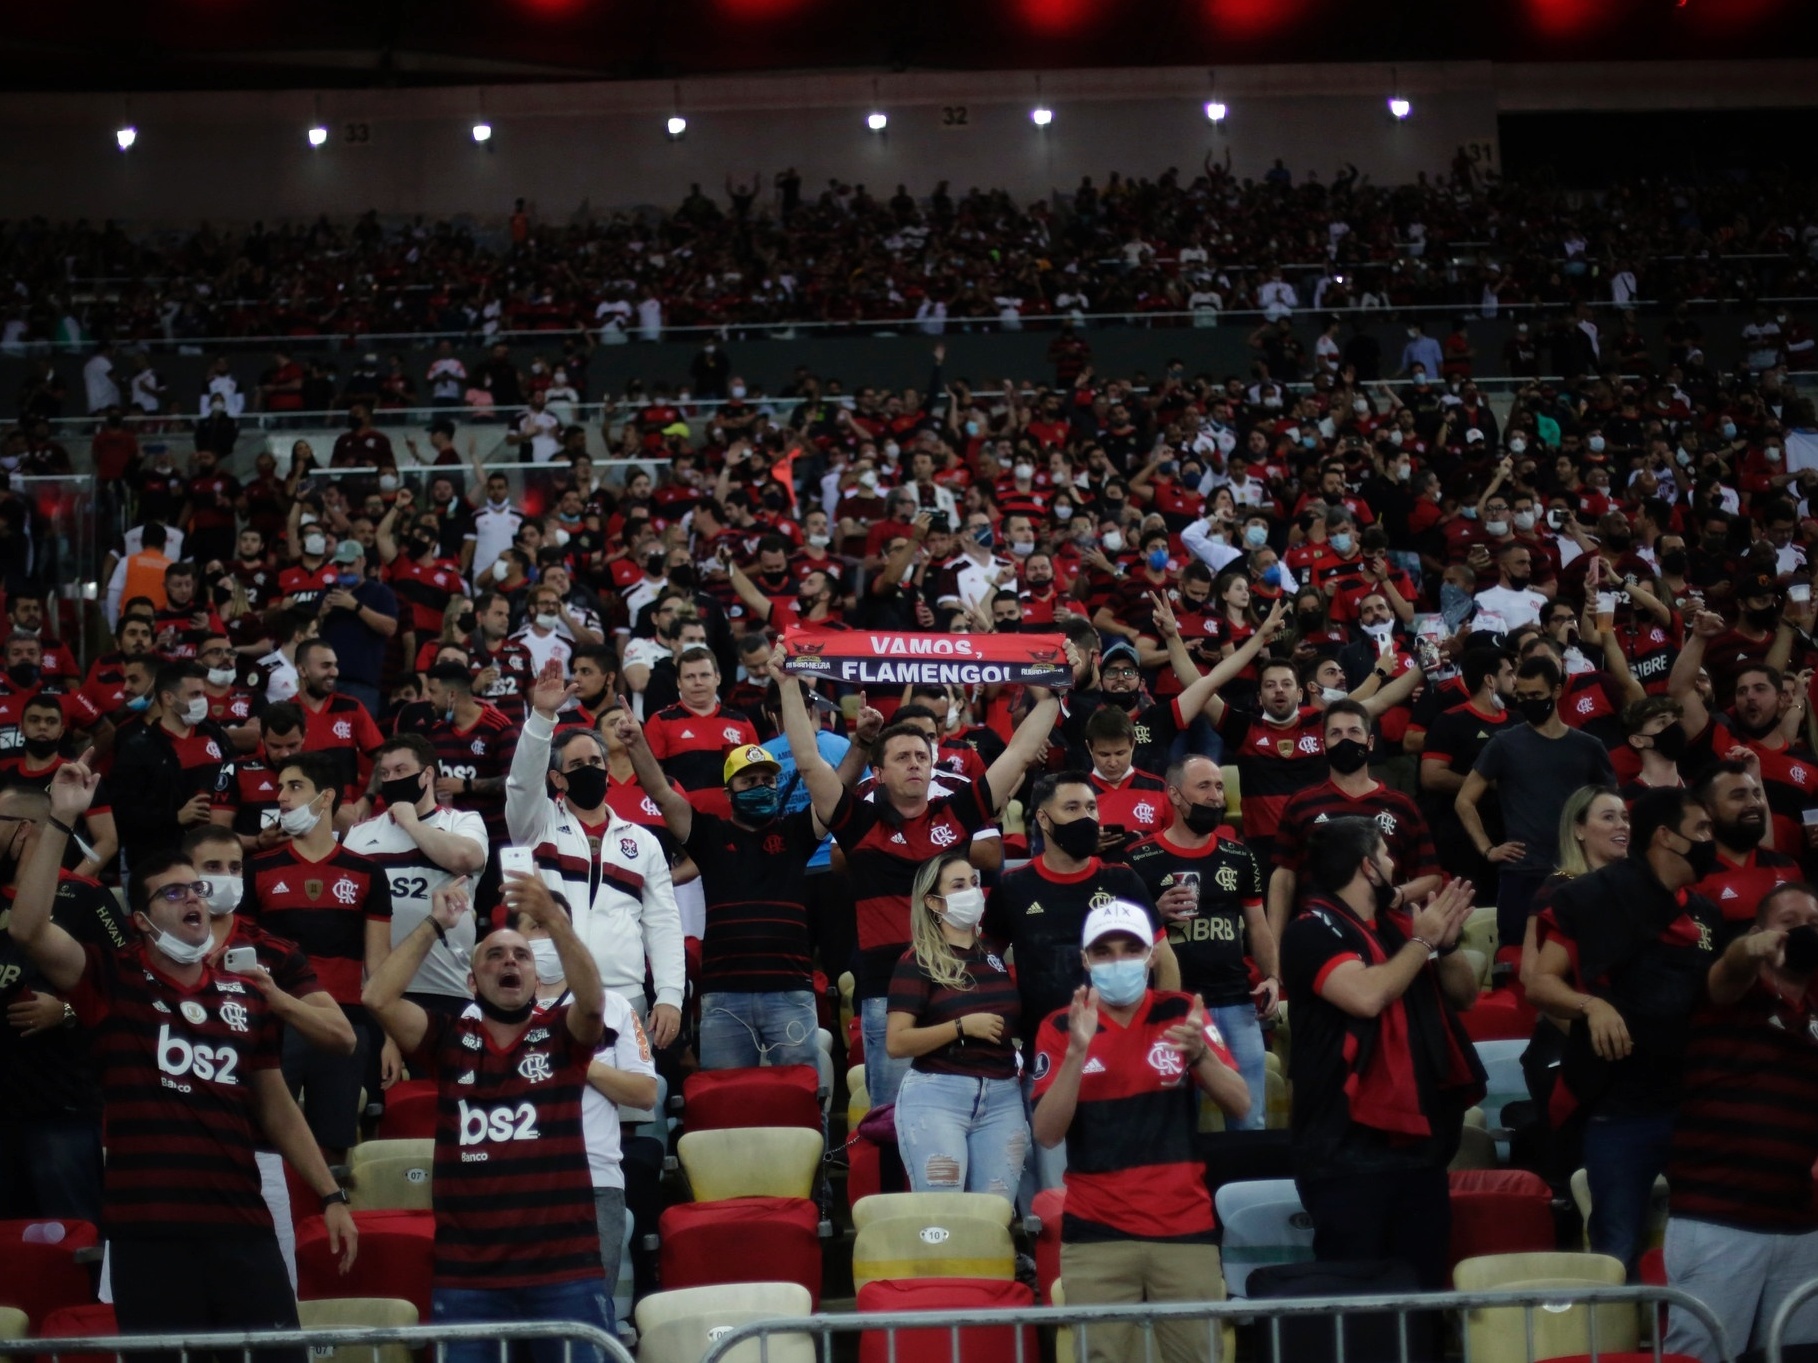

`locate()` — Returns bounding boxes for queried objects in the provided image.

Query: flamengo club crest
[304,879,324,901]
[518,1052,555,1083]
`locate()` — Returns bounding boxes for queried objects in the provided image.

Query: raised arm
[722,554,777,624]
[621,713,694,845]
[1358,656,1425,717]
[983,692,1061,817]
[1178,598,1287,726]
[9,754,103,991]
[772,645,845,834]
[1667,610,1722,738]
[505,659,573,844]
[362,877,468,1056]
[503,872,604,1048]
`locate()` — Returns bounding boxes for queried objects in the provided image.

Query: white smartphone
[223,946,259,974]
[1791,584,1812,604]
[500,846,535,878]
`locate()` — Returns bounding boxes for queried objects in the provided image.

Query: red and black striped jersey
[298,692,384,802]
[605,770,686,865]
[1668,980,1818,1232]
[0,681,103,751]
[203,686,257,730]
[220,918,321,998]
[412,1004,601,1289]
[827,779,995,998]
[1273,780,1438,888]
[279,563,338,617]
[213,753,281,836]
[643,702,759,819]
[472,639,536,725]
[681,809,818,994]
[240,845,392,1005]
[1216,704,1327,840]
[425,708,513,842]
[67,943,282,1237]
[0,754,114,817]
[1032,991,1230,1242]
[888,937,1021,1080]
[387,558,465,635]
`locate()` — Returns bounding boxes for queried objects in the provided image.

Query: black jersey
[1125,829,1263,1007]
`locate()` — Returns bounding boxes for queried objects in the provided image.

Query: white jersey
[342,805,489,1000]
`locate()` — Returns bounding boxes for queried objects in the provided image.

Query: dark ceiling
[0,0,1809,91]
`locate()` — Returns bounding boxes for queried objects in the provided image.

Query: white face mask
[1362,620,1393,639]
[149,923,212,965]
[206,667,237,688]
[1013,463,1035,480]
[730,383,747,399]
[379,474,400,492]
[552,528,570,548]
[535,613,561,632]
[181,696,209,727]
[807,533,831,549]
[1102,531,1124,553]
[1514,511,1537,532]
[938,885,986,931]
[859,471,880,491]
[302,533,327,557]
[1485,520,1510,538]
[530,937,564,985]
[1588,435,1606,453]
[1320,686,1348,704]
[205,876,243,918]
[1054,504,1074,521]
[1508,439,1527,454]
[493,557,514,581]
[279,798,322,838]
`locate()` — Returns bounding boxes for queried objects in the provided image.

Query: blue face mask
[965,421,980,437]
[126,693,152,712]
[973,525,995,549]
[1330,534,1355,555]
[336,572,359,588]
[1147,548,1170,571]
[1302,435,1319,449]
[729,784,780,823]
[1158,461,1178,479]
[1089,956,1149,1008]
[1244,525,1269,549]
[1261,564,1283,587]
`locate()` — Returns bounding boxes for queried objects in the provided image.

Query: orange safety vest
[121,550,172,612]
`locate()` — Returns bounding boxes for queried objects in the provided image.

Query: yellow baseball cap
[723,744,782,784]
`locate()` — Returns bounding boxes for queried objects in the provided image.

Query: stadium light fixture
[666,115,687,138]
[1205,101,1227,123]
[472,121,493,143]
[307,125,329,148]
[867,110,888,132]
[1388,97,1411,120]
[115,125,137,152]
[1031,105,1053,127]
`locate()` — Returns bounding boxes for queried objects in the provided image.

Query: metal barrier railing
[697,1285,1733,1363]
[1764,1273,1818,1363]
[18,1322,635,1363]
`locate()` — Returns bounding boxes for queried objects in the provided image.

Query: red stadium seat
[38,1302,118,1363]
[1462,988,1538,1042]
[857,1279,1037,1363]
[846,1131,908,1211]
[374,1079,439,1141]
[657,1196,822,1306]
[297,1209,436,1321]
[1447,1169,1556,1281]
[1031,1188,1066,1304]
[0,1219,99,1327]
[1639,1248,1667,1286]
[682,1065,821,1132]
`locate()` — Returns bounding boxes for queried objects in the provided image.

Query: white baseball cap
[1081,900,1153,949]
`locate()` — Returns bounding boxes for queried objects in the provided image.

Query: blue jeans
[861,995,913,1108]
[893,1070,1029,1203]
[1582,1110,1676,1280]
[432,1277,613,1363]
[1211,1003,1267,1131]
[1018,1069,1070,1208]
[698,990,821,1070]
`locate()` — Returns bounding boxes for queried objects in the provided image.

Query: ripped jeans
[893,1069,1029,1205]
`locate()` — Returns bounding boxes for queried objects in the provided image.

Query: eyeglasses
[149,880,213,904]
[1102,666,1140,680]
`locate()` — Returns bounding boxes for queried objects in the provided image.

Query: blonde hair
[1557,784,1624,879]
[908,852,978,993]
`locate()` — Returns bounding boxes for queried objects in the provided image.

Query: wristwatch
[321,1188,351,1210]
[60,1002,77,1029]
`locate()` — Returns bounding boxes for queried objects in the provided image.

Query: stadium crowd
[3,159,1818,355]
[2,273,1818,1362]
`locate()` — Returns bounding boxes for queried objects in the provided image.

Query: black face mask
[1605,532,1632,552]
[380,772,426,810]
[1370,861,1396,915]
[1747,605,1781,630]
[562,764,609,810]
[475,994,535,1025]
[23,736,59,760]
[1326,738,1371,775]
[456,610,477,634]
[1701,537,1728,555]
[1677,833,1719,881]
[1182,800,1223,836]
[1784,924,1818,974]
[1044,814,1100,861]
[1102,690,1139,711]
[1517,696,1555,726]
[1650,722,1689,762]
[1297,613,1324,633]
[6,662,38,688]
[1660,550,1689,577]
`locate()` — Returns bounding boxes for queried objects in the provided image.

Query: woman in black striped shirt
[886,851,1028,1202]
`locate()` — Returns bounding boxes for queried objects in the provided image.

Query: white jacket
[505,711,686,1010]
